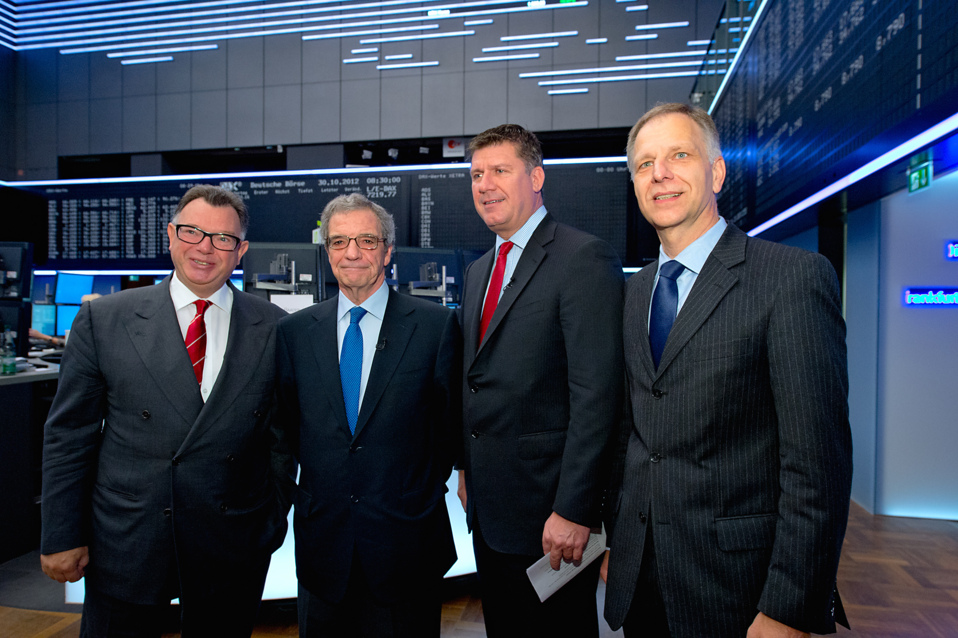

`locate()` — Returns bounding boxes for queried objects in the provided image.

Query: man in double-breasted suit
[276,193,461,637]
[458,124,624,636]
[41,185,294,637]
[602,104,853,637]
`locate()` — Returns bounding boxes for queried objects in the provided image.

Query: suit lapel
[353,290,415,439]
[463,249,494,356]
[126,277,203,426]
[307,299,349,428]
[655,224,747,376]
[179,286,274,450]
[476,215,555,353]
[628,264,657,379]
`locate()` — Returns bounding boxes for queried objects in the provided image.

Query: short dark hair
[319,193,396,247]
[626,103,722,175]
[171,185,250,238]
[468,124,543,173]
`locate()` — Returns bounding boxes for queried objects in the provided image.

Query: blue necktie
[340,307,367,434]
[649,260,686,368]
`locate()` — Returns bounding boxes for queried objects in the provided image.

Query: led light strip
[634,21,688,30]
[473,52,539,62]
[500,30,576,41]
[106,44,218,56]
[359,28,472,43]
[537,69,698,85]
[481,41,557,52]
[120,55,172,63]
[748,110,958,236]
[548,88,588,94]
[376,60,438,69]
[520,60,702,78]
[616,49,707,61]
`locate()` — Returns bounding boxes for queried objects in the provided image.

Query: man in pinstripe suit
[602,103,852,637]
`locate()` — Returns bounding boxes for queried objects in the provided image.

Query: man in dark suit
[40,185,295,637]
[276,193,461,637]
[458,124,624,636]
[602,103,853,637]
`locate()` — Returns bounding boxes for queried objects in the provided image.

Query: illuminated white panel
[625,5,649,11]
[463,19,492,26]
[585,38,606,44]
[548,88,588,94]
[383,53,412,60]
[302,24,439,41]
[351,47,378,53]
[624,34,656,41]
[343,56,378,63]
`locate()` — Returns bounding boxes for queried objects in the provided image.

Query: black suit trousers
[79,556,270,638]
[473,519,600,638]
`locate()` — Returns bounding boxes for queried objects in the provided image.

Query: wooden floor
[2,502,957,637]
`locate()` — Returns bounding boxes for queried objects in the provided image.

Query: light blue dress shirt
[337,282,388,411]
[652,216,728,321]
[483,206,548,303]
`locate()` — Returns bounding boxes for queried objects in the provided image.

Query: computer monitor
[92,274,122,296]
[54,273,95,304]
[56,305,81,337]
[0,302,32,357]
[242,243,322,303]
[31,304,56,337]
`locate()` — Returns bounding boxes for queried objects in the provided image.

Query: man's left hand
[747,612,810,638]
[541,512,590,571]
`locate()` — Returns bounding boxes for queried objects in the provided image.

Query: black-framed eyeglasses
[326,234,386,251]
[174,225,243,251]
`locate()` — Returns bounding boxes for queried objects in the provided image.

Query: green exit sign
[908,162,933,193]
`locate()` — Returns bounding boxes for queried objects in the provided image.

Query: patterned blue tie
[340,307,367,434]
[649,260,686,368]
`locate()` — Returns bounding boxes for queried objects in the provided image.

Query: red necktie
[186,300,211,384]
[479,241,514,344]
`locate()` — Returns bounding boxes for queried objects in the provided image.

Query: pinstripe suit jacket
[604,223,852,636]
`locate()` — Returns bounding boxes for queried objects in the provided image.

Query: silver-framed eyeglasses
[327,235,386,251]
[174,225,242,251]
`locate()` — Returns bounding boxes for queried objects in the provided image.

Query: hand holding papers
[526,525,607,602]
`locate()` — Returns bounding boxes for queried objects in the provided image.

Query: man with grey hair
[602,103,852,637]
[41,184,294,637]
[276,193,461,637]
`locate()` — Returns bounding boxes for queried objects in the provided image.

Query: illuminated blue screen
[54,273,95,304]
[32,304,56,337]
[56,305,82,336]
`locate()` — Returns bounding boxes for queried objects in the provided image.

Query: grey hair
[626,103,722,175]
[319,193,396,246]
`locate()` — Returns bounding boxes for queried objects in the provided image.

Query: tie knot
[498,241,514,257]
[349,307,367,325]
[194,299,211,316]
[658,260,685,282]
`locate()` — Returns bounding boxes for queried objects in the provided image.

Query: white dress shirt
[170,273,233,402]
[651,216,728,323]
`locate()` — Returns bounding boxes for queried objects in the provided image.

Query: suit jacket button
[650,453,662,463]
[163,508,172,517]
[220,504,228,512]
[349,445,362,453]
[141,410,151,419]
[471,430,480,439]
[172,457,180,466]
[226,454,236,462]
[350,495,360,504]
[470,385,478,393]
[651,389,663,399]
[253,409,263,418]
[639,512,647,523]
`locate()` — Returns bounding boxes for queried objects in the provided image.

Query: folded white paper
[526,524,607,603]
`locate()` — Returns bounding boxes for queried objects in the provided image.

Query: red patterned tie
[479,241,514,344]
[186,300,211,384]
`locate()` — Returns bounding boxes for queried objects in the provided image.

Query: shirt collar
[658,216,728,275]
[495,205,547,252]
[338,281,389,321]
[170,271,232,312]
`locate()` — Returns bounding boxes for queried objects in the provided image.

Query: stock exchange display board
[712,0,958,232]
[27,161,636,270]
